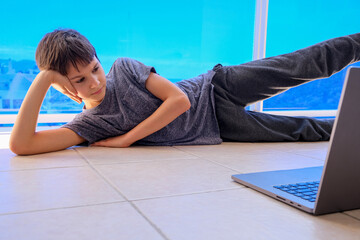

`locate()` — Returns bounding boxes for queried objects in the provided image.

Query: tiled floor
[1,132,360,240]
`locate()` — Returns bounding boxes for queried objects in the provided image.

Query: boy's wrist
[124,131,137,145]
[37,70,55,85]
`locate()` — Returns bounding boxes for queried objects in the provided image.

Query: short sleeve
[61,112,126,145]
[111,58,157,89]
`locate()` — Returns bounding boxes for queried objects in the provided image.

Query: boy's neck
[84,99,103,109]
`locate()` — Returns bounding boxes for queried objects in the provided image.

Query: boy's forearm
[126,95,191,144]
[10,72,52,150]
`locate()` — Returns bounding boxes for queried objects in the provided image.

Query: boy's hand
[46,70,82,104]
[91,134,133,148]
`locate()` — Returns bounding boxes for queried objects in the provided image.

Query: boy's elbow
[179,94,191,112]
[9,141,23,155]
[9,138,32,155]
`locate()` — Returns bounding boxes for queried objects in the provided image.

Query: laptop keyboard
[273,181,320,202]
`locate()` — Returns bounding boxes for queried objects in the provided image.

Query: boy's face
[67,57,106,109]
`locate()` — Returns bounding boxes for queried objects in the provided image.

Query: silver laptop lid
[315,67,360,215]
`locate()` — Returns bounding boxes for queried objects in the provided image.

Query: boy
[9,29,360,155]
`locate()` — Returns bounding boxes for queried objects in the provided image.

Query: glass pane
[264,0,360,111]
[0,0,255,115]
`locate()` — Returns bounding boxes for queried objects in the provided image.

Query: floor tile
[0,166,124,214]
[95,158,241,200]
[254,142,330,152]
[76,146,197,165]
[0,148,16,162]
[262,142,329,161]
[175,142,280,158]
[0,203,164,240]
[134,188,360,240]
[344,209,360,220]
[177,142,330,162]
[287,148,328,161]
[206,151,324,173]
[0,148,86,171]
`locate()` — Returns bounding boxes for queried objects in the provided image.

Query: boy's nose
[89,76,100,88]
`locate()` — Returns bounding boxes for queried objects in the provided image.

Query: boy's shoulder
[109,57,141,73]
[109,57,153,77]
[107,57,131,77]
[113,57,141,66]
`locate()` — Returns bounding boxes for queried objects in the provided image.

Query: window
[263,0,360,112]
[0,0,255,118]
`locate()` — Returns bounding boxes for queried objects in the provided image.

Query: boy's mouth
[91,86,103,95]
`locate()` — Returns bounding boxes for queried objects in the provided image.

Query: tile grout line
[130,187,245,202]
[342,212,360,221]
[76,156,200,167]
[0,165,86,173]
[0,201,126,217]
[286,150,326,162]
[204,158,246,173]
[73,149,130,200]
[73,148,171,240]
[172,146,245,173]
[0,148,89,173]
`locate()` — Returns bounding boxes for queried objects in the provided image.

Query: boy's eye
[76,77,85,83]
[93,67,99,73]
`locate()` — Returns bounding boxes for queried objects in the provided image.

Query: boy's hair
[35,28,99,76]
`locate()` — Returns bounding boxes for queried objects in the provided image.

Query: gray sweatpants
[211,33,360,142]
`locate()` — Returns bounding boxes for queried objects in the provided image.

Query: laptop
[232,67,360,215]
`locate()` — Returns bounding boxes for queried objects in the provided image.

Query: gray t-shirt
[62,57,222,146]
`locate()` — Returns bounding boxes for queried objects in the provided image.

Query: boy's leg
[212,33,360,107]
[212,33,360,141]
[215,105,334,142]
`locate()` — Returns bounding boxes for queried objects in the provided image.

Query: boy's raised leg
[212,33,360,107]
[211,33,360,142]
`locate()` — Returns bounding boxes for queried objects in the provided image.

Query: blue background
[0,0,359,113]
